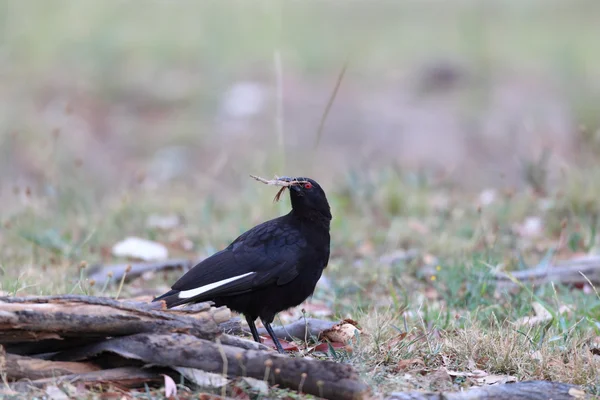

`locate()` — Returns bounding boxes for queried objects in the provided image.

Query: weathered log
[495,256,600,288]
[86,258,193,285]
[219,316,243,335]
[387,380,591,400]
[0,295,222,346]
[253,318,337,341]
[52,332,369,400]
[218,333,272,351]
[10,367,165,392]
[1,351,100,381]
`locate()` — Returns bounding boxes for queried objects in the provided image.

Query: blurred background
[1,0,599,220]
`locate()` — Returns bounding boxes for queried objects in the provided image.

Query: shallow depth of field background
[2,0,600,200]
[2,0,600,395]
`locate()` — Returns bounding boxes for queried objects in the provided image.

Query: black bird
[153,176,331,353]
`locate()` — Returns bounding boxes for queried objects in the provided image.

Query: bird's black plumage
[153,177,331,353]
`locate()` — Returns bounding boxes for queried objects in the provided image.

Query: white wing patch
[177,272,256,299]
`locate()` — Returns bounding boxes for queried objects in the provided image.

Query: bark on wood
[253,318,337,341]
[387,380,591,400]
[87,258,193,285]
[218,334,272,351]
[2,352,100,380]
[10,367,164,392]
[219,316,243,335]
[0,295,221,346]
[52,332,369,400]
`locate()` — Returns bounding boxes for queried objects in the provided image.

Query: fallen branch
[219,333,272,351]
[0,295,222,349]
[86,258,193,286]
[11,367,165,392]
[2,352,100,381]
[251,318,338,341]
[387,380,590,400]
[52,332,368,400]
[0,295,368,400]
[495,255,600,288]
[219,316,244,335]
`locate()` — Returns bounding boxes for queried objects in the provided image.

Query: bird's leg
[245,315,261,343]
[262,318,285,354]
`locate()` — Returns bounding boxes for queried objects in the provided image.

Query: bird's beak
[279,176,302,192]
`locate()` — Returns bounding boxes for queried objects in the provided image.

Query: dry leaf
[532,302,552,319]
[386,332,408,350]
[568,387,587,398]
[45,386,69,400]
[242,377,269,395]
[320,321,361,343]
[174,367,229,388]
[395,358,425,372]
[516,302,572,326]
[163,374,177,398]
[445,369,487,378]
[588,337,600,355]
[476,374,517,385]
[259,335,299,352]
[312,341,349,353]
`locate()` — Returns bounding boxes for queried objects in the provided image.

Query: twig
[114,264,131,300]
[249,175,310,202]
[274,50,285,164]
[313,54,351,150]
[249,175,307,187]
[87,259,192,286]
[215,337,228,398]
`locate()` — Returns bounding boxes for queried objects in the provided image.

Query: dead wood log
[1,351,100,381]
[252,318,337,341]
[11,367,165,392]
[52,332,369,400]
[218,333,272,351]
[86,258,193,285]
[219,316,243,335]
[0,295,222,347]
[495,256,600,288]
[387,380,590,400]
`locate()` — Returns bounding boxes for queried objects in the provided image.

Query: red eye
[304,182,313,189]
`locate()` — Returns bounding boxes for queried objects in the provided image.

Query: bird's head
[280,176,332,222]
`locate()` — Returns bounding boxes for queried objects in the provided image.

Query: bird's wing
[166,218,303,302]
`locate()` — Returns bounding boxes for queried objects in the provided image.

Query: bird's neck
[289,208,331,232]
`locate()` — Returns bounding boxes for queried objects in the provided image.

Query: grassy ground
[2,0,600,398]
[2,165,600,397]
